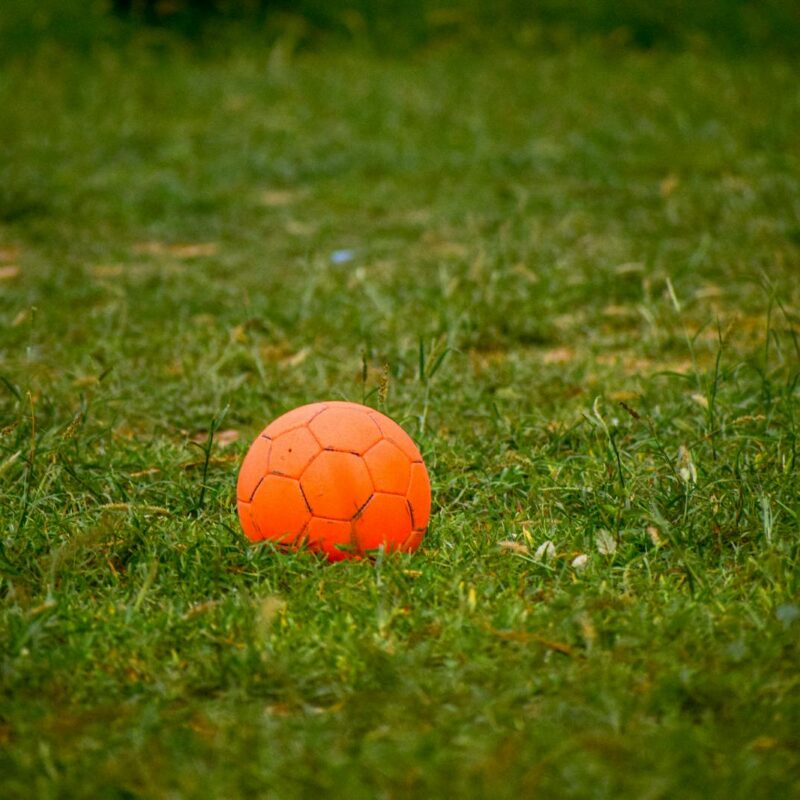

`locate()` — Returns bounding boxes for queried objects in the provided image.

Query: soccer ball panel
[354,492,412,553]
[269,426,321,479]
[300,450,373,520]
[264,402,328,439]
[407,462,432,531]
[305,517,355,562]
[250,474,311,543]
[237,435,271,502]
[368,411,422,462]
[308,405,382,454]
[363,438,411,495]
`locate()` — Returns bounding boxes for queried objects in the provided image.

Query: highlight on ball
[237,401,431,561]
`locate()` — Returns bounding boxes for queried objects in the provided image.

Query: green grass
[1,34,800,799]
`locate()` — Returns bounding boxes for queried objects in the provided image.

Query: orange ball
[237,401,431,561]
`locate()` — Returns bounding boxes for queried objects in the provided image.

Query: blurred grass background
[2,2,800,798]
[2,0,799,59]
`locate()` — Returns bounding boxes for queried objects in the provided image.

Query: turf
[1,33,800,799]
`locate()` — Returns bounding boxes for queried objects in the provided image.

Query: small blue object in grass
[776,604,799,628]
[330,249,356,264]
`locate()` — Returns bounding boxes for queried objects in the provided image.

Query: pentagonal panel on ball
[305,517,356,562]
[250,474,311,543]
[268,426,320,478]
[407,462,432,531]
[265,402,327,439]
[300,450,373,520]
[308,405,382,454]
[237,435,271,502]
[354,492,412,553]
[368,411,422,462]
[363,438,411,495]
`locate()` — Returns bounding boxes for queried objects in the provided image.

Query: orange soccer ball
[236,401,431,561]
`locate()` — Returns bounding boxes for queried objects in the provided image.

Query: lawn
[1,25,800,799]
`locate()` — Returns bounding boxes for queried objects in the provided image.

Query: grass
[1,31,800,799]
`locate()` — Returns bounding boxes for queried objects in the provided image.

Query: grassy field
[1,29,800,799]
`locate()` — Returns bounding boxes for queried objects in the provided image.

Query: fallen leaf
[488,627,574,656]
[732,414,766,426]
[284,220,316,237]
[521,526,535,546]
[431,241,468,258]
[91,264,125,278]
[230,324,247,344]
[677,445,697,484]
[623,357,659,374]
[11,309,30,327]
[596,354,618,366]
[180,454,239,470]
[673,359,698,374]
[512,263,539,283]
[534,540,556,561]
[553,311,586,330]
[694,284,724,299]
[304,702,345,715]
[660,174,680,197]
[261,343,291,362]
[647,525,663,546]
[595,529,617,555]
[170,243,218,259]
[542,347,574,365]
[260,189,303,207]
[133,241,167,255]
[0,450,21,477]
[184,600,219,619]
[190,429,240,448]
[129,467,161,478]
[0,266,20,280]
[98,502,170,516]
[134,241,218,259]
[602,304,637,319]
[614,262,644,275]
[282,347,310,367]
[498,540,529,555]
[571,553,589,571]
[216,429,241,447]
